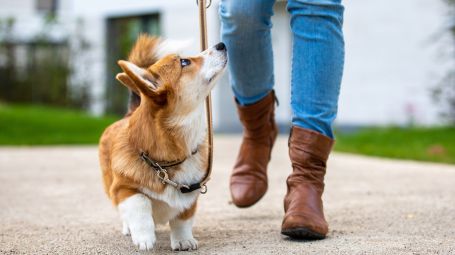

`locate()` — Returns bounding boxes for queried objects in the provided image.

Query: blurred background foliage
[432,0,455,123]
[0,16,91,109]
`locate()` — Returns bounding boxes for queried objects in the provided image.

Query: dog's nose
[215,42,226,51]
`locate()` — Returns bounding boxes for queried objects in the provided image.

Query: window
[105,14,160,115]
[36,0,58,16]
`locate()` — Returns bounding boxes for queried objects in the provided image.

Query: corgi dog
[98,35,227,251]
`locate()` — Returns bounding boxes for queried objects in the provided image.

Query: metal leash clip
[153,162,190,190]
[196,0,212,8]
[200,184,207,194]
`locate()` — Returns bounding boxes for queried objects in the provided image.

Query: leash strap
[140,1,213,195]
[198,0,213,189]
[140,149,198,168]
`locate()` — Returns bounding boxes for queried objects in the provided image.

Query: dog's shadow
[95,224,342,253]
[95,226,178,254]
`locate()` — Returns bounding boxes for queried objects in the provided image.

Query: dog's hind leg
[169,217,198,251]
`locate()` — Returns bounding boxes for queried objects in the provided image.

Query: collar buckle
[140,151,199,193]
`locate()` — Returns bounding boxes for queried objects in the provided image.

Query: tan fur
[128,34,161,68]
[178,201,198,220]
[115,73,137,94]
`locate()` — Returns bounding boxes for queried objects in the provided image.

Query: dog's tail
[125,34,160,115]
[125,35,192,115]
[128,34,161,69]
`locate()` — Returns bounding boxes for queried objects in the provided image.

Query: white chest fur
[140,104,206,224]
[168,104,206,153]
[140,153,204,224]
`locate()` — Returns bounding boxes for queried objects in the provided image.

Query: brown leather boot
[281,126,334,239]
[230,91,278,208]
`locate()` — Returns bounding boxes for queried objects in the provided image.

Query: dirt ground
[1,136,454,255]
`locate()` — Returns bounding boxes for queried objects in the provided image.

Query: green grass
[1,104,454,164]
[0,104,117,145]
[335,127,455,164]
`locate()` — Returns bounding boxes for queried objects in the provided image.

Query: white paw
[171,238,198,251]
[122,221,130,236]
[118,194,155,251]
[131,230,156,251]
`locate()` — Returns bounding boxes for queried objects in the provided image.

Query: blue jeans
[220,0,345,138]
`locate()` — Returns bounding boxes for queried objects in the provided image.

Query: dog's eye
[180,59,191,67]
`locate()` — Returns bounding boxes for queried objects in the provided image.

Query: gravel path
[1,136,454,254]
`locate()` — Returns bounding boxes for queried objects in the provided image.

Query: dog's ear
[117,60,167,105]
[117,60,157,91]
[115,72,139,94]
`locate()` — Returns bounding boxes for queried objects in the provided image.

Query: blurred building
[0,0,452,131]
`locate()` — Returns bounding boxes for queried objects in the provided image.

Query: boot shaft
[287,126,334,192]
[236,91,277,139]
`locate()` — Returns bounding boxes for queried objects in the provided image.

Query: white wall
[339,0,453,126]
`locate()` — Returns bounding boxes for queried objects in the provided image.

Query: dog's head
[116,41,227,116]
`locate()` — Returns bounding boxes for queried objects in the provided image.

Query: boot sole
[281,227,326,240]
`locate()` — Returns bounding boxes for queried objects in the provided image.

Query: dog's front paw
[118,193,155,251]
[131,230,156,251]
[171,237,198,251]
